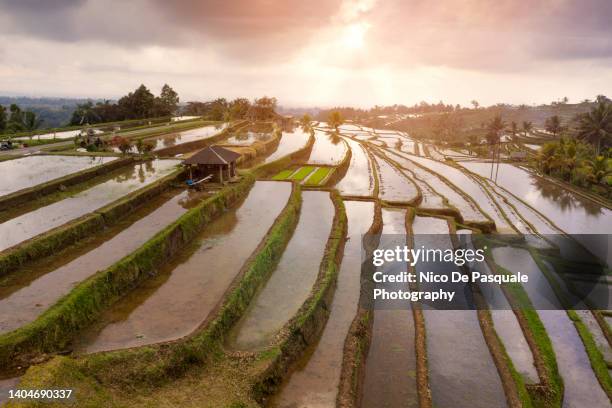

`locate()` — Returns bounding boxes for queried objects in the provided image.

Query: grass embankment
[0,173,256,372]
[248,190,347,404]
[531,252,612,401]
[477,239,563,408]
[0,163,184,278]
[10,180,302,408]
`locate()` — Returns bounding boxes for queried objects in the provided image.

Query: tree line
[0,104,44,134]
[69,84,179,125]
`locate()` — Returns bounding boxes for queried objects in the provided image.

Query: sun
[342,22,370,49]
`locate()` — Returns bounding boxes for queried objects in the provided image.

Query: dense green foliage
[69,84,179,125]
[535,138,611,198]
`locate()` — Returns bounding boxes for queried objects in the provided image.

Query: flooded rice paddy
[75,181,290,353]
[228,191,335,351]
[0,189,203,334]
[0,155,116,198]
[493,247,609,407]
[0,159,179,252]
[335,137,375,197]
[362,208,419,408]
[224,126,274,146]
[263,128,311,163]
[413,216,507,408]
[271,201,375,408]
[308,130,348,165]
[460,162,612,235]
[371,153,418,203]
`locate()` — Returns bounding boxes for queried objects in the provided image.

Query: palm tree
[521,121,533,137]
[575,101,612,155]
[486,115,505,146]
[544,115,563,137]
[510,121,518,141]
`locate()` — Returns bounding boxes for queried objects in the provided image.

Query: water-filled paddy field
[308,130,348,165]
[3,121,611,408]
[76,181,290,353]
[0,159,179,252]
[0,155,116,198]
[0,189,204,334]
[228,190,334,351]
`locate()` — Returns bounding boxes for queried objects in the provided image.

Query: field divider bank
[0,163,185,277]
[11,178,302,399]
[0,156,131,211]
[477,238,564,407]
[250,190,348,403]
[0,173,258,370]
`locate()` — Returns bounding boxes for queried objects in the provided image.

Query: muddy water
[460,162,612,235]
[371,153,418,203]
[0,189,205,334]
[362,208,419,408]
[492,247,609,407]
[414,216,507,408]
[229,191,335,351]
[335,138,375,197]
[0,155,116,198]
[308,130,348,165]
[270,201,375,408]
[406,154,513,232]
[459,231,538,383]
[0,159,179,252]
[264,128,311,163]
[75,182,290,353]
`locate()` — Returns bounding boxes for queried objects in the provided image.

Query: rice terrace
[0,1,611,407]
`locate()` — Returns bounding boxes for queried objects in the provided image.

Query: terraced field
[1,120,610,408]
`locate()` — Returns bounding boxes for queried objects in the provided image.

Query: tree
[575,101,612,154]
[70,101,101,125]
[159,84,179,115]
[300,113,312,128]
[23,111,43,135]
[471,100,479,110]
[510,121,518,140]
[521,121,533,137]
[486,115,505,146]
[6,104,25,133]
[328,111,343,131]
[0,105,6,132]
[117,84,155,119]
[228,98,250,120]
[544,115,563,137]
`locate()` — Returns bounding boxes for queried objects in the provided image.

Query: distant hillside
[0,96,105,129]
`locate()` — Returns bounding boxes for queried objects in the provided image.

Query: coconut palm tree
[544,115,563,137]
[575,101,612,155]
[522,121,533,137]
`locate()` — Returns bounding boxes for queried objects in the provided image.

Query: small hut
[183,145,241,184]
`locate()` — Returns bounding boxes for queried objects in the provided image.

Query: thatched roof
[183,145,241,165]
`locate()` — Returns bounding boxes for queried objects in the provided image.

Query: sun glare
[343,22,370,49]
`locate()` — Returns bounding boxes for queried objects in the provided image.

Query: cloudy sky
[0,0,611,107]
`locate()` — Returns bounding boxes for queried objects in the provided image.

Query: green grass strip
[289,166,315,181]
[304,167,334,185]
[272,169,294,180]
